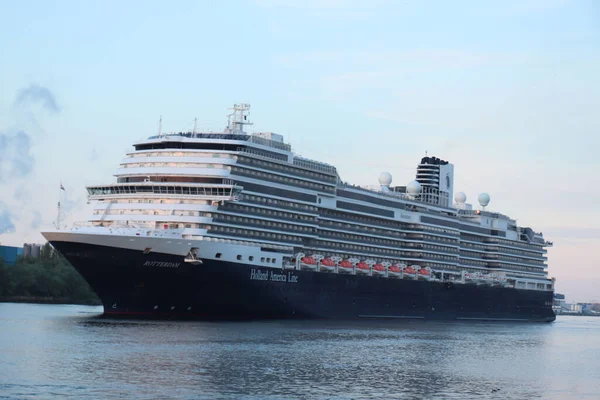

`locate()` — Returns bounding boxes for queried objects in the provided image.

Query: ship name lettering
[250,269,298,283]
[250,269,269,281]
[270,271,287,282]
[143,261,180,268]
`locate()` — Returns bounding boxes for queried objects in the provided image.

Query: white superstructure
[54,104,554,291]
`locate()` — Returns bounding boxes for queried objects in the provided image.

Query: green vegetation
[0,243,101,305]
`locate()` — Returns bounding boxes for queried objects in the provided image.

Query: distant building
[23,243,42,259]
[0,245,24,265]
[553,293,566,308]
[581,303,596,314]
[566,303,583,313]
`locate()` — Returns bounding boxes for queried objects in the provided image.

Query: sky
[0,0,598,302]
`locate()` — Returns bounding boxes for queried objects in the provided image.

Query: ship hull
[50,240,556,322]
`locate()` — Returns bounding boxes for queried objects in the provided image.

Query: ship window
[261,257,265,262]
[249,256,254,261]
[266,258,271,263]
[272,258,276,264]
[237,255,242,260]
[215,253,222,258]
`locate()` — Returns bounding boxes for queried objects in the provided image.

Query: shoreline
[0,296,101,306]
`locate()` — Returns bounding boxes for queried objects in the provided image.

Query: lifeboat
[356,261,370,275]
[388,264,403,278]
[417,267,431,280]
[372,263,387,276]
[338,259,354,274]
[300,256,318,270]
[319,257,336,272]
[403,265,417,279]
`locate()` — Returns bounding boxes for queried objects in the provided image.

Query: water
[0,303,598,399]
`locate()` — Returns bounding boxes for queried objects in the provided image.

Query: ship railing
[72,220,156,229]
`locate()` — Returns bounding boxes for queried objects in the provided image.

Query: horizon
[1,0,598,303]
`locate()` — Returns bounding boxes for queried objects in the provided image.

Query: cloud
[0,84,61,235]
[31,211,43,229]
[0,130,35,181]
[0,206,16,234]
[14,84,61,114]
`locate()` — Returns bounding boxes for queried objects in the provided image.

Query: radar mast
[225,103,252,134]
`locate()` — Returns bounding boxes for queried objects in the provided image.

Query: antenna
[55,182,64,230]
[193,117,197,136]
[158,115,162,137]
[55,200,61,230]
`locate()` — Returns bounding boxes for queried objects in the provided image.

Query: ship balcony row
[218,203,318,223]
[317,232,460,259]
[318,211,460,240]
[127,149,237,159]
[120,156,236,167]
[308,240,461,266]
[230,166,336,194]
[317,219,460,249]
[237,155,338,184]
[87,183,241,201]
[461,236,546,253]
[238,194,319,214]
[114,166,231,179]
[459,245,547,261]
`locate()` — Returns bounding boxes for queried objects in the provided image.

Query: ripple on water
[0,304,599,399]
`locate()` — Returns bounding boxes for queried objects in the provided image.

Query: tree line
[0,243,101,305]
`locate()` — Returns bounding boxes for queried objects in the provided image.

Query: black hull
[52,241,556,322]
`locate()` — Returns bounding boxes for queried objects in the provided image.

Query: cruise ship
[42,104,556,321]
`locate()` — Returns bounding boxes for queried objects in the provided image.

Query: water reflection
[0,304,598,399]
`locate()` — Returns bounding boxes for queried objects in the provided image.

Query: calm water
[0,303,598,399]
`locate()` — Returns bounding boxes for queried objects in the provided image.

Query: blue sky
[0,0,598,301]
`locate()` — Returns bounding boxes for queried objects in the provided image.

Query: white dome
[378,172,392,186]
[478,193,490,207]
[406,180,422,196]
[454,192,467,204]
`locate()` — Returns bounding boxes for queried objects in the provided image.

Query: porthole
[249,256,254,261]
[215,253,222,259]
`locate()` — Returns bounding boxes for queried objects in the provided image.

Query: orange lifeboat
[417,267,431,280]
[388,264,403,278]
[301,256,317,265]
[403,265,417,279]
[356,262,369,270]
[319,257,336,272]
[355,262,369,275]
[321,258,335,267]
[372,263,386,276]
[300,256,318,270]
[338,259,353,273]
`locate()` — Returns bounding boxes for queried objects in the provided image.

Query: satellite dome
[378,172,392,186]
[406,180,422,196]
[478,193,490,207]
[454,192,467,204]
